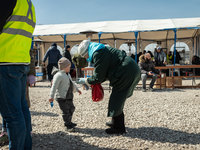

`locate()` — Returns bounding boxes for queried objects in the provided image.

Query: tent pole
[198,36,199,56]
[98,32,102,43]
[64,34,67,48]
[194,37,196,55]
[173,29,177,76]
[134,32,138,62]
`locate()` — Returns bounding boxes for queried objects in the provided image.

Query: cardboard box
[166,77,182,87]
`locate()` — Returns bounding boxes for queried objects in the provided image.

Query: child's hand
[78,91,82,95]
[49,98,54,103]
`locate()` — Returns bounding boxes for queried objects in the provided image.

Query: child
[0,118,8,145]
[49,57,81,132]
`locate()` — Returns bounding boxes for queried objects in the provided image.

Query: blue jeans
[141,73,157,89]
[0,65,32,150]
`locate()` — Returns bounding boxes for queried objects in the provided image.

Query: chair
[169,64,180,76]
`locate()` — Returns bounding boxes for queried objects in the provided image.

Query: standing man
[0,0,36,149]
[167,51,173,64]
[62,45,72,63]
[42,43,62,81]
[138,53,160,92]
[62,45,75,76]
[154,46,167,66]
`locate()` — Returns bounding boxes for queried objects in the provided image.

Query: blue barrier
[36,72,43,76]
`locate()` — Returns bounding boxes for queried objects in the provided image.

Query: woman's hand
[76,78,86,84]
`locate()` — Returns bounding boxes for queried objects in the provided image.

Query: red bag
[91,83,104,102]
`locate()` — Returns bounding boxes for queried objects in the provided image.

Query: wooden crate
[154,73,166,88]
[166,77,182,87]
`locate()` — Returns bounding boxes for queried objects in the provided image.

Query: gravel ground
[1,79,200,150]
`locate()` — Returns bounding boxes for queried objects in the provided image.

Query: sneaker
[65,125,75,132]
[142,88,146,92]
[148,87,154,92]
[0,132,9,146]
[70,122,77,127]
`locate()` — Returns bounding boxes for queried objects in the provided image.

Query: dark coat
[87,46,141,117]
[172,51,181,64]
[62,49,72,63]
[43,46,62,64]
[138,55,159,74]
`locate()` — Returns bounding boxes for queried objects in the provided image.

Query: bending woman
[76,39,141,134]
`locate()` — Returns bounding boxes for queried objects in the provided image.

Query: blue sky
[32,0,200,25]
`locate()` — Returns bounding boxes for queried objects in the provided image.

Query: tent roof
[33,17,200,42]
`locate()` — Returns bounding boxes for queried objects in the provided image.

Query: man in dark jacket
[62,45,72,63]
[62,45,75,75]
[172,50,182,64]
[42,43,62,81]
[138,53,160,92]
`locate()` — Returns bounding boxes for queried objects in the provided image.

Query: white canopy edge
[33,17,200,43]
[33,17,200,35]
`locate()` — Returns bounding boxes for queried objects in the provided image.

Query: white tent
[33,17,200,62]
[33,17,200,41]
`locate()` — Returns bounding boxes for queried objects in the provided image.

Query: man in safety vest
[167,51,173,64]
[0,0,36,149]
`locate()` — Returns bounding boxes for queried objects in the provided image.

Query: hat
[52,43,57,46]
[58,57,71,70]
[157,46,161,50]
[78,40,90,57]
[65,45,70,49]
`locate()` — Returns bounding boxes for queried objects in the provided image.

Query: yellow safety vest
[167,55,172,64]
[0,0,36,63]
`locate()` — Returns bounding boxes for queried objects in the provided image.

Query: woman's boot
[105,112,126,134]
[106,117,114,127]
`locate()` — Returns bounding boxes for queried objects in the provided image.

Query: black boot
[105,112,126,134]
[106,117,114,127]
[70,122,77,127]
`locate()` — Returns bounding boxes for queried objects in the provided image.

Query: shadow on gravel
[75,127,200,145]
[32,131,120,150]
[152,89,184,92]
[30,85,51,88]
[126,127,200,145]
[30,111,59,117]
[135,87,184,92]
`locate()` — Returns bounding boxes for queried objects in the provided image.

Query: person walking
[42,43,62,81]
[0,0,36,149]
[76,39,141,134]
